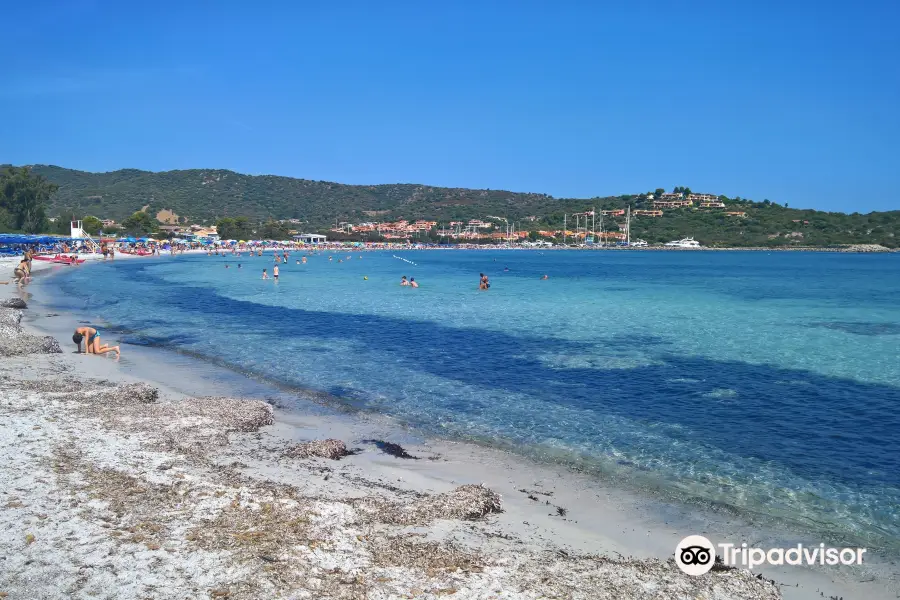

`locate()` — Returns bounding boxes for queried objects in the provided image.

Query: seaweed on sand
[285,439,354,460]
[354,484,503,525]
[361,439,418,459]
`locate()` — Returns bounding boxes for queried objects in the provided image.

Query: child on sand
[73,326,120,358]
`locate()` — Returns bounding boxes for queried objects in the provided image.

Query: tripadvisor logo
[674,535,867,575]
[675,535,716,576]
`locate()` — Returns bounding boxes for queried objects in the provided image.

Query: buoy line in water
[393,255,417,266]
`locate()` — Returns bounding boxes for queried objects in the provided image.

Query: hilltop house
[687,193,719,203]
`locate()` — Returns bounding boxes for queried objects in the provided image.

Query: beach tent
[0,234,64,244]
[121,237,137,243]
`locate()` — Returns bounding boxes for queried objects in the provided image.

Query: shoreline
[1,257,897,599]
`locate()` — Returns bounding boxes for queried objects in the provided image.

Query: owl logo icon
[675,535,716,575]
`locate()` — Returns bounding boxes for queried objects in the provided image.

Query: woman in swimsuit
[13,258,29,282]
[73,326,120,357]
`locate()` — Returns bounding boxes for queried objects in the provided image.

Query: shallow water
[41,250,900,552]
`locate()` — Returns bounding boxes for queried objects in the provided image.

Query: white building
[293,233,327,244]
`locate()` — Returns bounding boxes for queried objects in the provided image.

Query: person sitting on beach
[410,278,418,288]
[262,269,269,280]
[72,326,120,358]
[400,276,409,286]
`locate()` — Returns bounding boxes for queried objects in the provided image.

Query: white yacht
[630,239,648,247]
[664,237,701,248]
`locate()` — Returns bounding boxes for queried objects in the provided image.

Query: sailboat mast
[626,206,631,246]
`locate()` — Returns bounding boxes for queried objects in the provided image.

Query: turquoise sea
[41,250,900,552]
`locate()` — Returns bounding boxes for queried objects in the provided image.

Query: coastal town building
[653,199,693,209]
[658,192,684,201]
[633,210,663,217]
[293,233,327,244]
[724,211,747,217]
[467,220,493,229]
[101,219,117,228]
[700,201,726,208]
[687,193,719,203]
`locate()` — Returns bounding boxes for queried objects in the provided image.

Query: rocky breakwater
[840,244,894,252]
[0,300,62,357]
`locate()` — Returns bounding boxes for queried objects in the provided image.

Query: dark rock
[0,298,27,309]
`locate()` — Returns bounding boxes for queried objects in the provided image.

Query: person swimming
[72,326,120,358]
[410,278,418,288]
[503,267,510,272]
[541,274,549,280]
[400,276,409,286]
[479,273,490,290]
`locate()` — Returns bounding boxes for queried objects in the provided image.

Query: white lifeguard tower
[71,219,85,238]
[70,220,100,253]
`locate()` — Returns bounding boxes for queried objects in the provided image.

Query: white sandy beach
[0,254,895,599]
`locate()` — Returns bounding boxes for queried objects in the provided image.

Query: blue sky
[2,0,898,212]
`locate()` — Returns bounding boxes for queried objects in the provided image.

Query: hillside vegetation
[9,165,900,247]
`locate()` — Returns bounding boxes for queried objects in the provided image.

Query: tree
[654,188,665,197]
[216,216,253,240]
[82,215,103,235]
[121,211,157,235]
[259,219,290,240]
[528,230,540,241]
[0,167,56,233]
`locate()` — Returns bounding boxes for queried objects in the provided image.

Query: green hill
[16,165,900,247]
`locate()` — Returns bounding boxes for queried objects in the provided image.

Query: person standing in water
[410,278,418,288]
[479,273,490,290]
[273,264,279,281]
[262,269,269,280]
[400,276,409,286]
